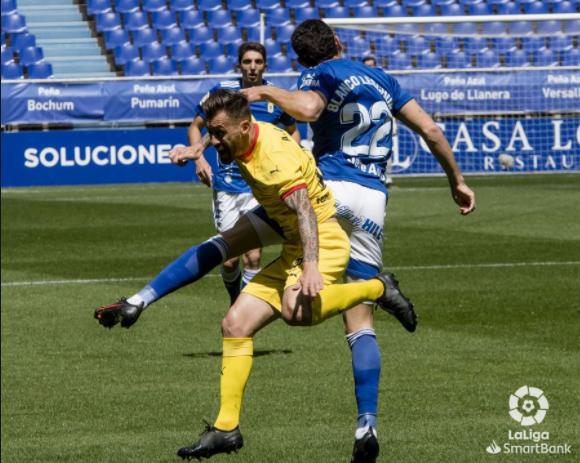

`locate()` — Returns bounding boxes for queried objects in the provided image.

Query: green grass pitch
[2,174,579,463]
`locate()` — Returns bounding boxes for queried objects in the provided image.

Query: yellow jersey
[236,122,335,242]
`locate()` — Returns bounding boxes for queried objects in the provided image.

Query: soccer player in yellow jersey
[176,89,414,460]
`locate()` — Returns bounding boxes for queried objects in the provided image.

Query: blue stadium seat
[1,13,26,33]
[132,28,158,47]
[353,5,378,17]
[96,12,121,32]
[114,43,140,65]
[180,10,204,28]
[482,22,507,35]
[323,6,349,17]
[18,46,43,66]
[412,4,436,15]
[286,0,311,7]
[389,51,412,69]
[256,0,282,11]
[467,2,492,15]
[496,2,520,14]
[143,0,168,13]
[375,35,399,56]
[245,28,261,42]
[439,3,464,15]
[431,0,455,5]
[217,26,242,45]
[266,9,291,26]
[1,31,5,46]
[424,23,448,35]
[565,20,580,34]
[199,41,223,59]
[382,4,406,16]
[393,23,420,34]
[228,0,252,11]
[160,27,186,46]
[453,23,478,36]
[523,1,548,13]
[260,38,280,57]
[125,59,151,75]
[401,0,426,6]
[434,36,459,53]
[180,56,206,74]
[152,10,178,30]
[417,52,441,68]
[207,55,235,73]
[11,32,36,49]
[406,36,429,55]
[207,9,233,28]
[115,0,140,14]
[104,29,130,49]
[224,41,242,57]
[237,9,260,28]
[141,41,167,62]
[295,7,319,21]
[198,0,222,12]
[446,51,470,68]
[533,48,558,66]
[268,54,293,72]
[27,61,53,78]
[548,35,573,52]
[169,0,195,13]
[561,48,580,66]
[315,0,340,7]
[509,21,533,35]
[171,41,195,60]
[491,36,516,52]
[1,61,23,78]
[345,0,369,7]
[505,49,530,66]
[1,46,14,64]
[275,25,294,43]
[476,49,500,67]
[87,0,112,16]
[463,37,488,54]
[152,58,178,75]
[553,1,575,13]
[521,36,546,52]
[1,0,17,15]
[187,25,214,45]
[537,20,563,35]
[124,11,150,31]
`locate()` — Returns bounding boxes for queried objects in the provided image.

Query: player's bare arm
[285,123,302,144]
[186,116,213,186]
[397,100,476,215]
[241,86,326,122]
[283,187,324,297]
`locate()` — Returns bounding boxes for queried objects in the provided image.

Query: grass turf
[2,174,579,462]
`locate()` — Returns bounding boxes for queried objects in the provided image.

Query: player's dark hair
[237,42,267,65]
[202,89,252,122]
[291,19,338,68]
[362,55,377,66]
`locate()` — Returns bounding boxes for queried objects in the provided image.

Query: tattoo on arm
[283,187,318,263]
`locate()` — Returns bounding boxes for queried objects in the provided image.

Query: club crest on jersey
[267,102,274,113]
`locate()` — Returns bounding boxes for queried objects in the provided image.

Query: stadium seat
[198,0,222,12]
[482,22,507,35]
[401,0,426,6]
[87,0,112,16]
[322,6,350,18]
[476,49,500,67]
[264,37,282,57]
[169,0,195,14]
[521,36,546,52]
[381,4,406,16]
[237,9,260,28]
[125,59,151,75]
[1,13,26,33]
[96,12,121,32]
[565,20,580,34]
[446,51,471,68]
[346,35,371,52]
[207,55,235,73]
[18,46,44,66]
[417,51,441,68]
[27,61,53,78]
[537,20,563,35]
[439,3,464,15]
[256,0,282,11]
[11,32,36,49]
[171,41,195,60]
[152,10,178,30]
[114,43,140,65]
[160,27,186,46]
[132,28,158,47]
[509,21,533,35]
[124,11,150,31]
[467,2,492,15]
[217,26,242,45]
[561,48,580,66]
[375,35,399,56]
[207,9,233,28]
[1,0,17,15]
[434,36,459,54]
[315,0,340,7]
[199,41,224,59]
[389,51,412,69]
[1,61,23,78]
[491,36,516,52]
[266,9,291,27]
[1,46,14,64]
[180,10,204,29]
[141,41,167,62]
[152,58,178,75]
[553,1,575,13]
[523,1,548,13]
[411,4,436,15]
[1,31,5,46]
[268,54,293,72]
[431,0,456,5]
[105,29,130,49]
[180,56,206,74]
[533,48,558,66]
[345,0,370,7]
[453,23,478,36]
[228,0,252,11]
[115,0,140,15]
[275,25,295,43]
[496,2,520,14]
[142,0,168,13]
[424,23,448,35]
[393,23,420,34]
[224,41,242,57]
[505,49,530,66]
[187,25,214,45]
[406,35,429,55]
[286,0,311,8]
[295,7,319,21]
[245,28,261,42]
[548,35,573,52]
[352,5,378,17]
[463,37,488,54]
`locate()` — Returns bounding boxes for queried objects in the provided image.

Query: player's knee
[221,307,246,337]
[242,248,261,269]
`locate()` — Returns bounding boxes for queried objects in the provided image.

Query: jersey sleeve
[193,83,220,119]
[387,73,414,113]
[297,64,335,103]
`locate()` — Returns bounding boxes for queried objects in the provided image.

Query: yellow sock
[311,279,384,324]
[214,337,253,431]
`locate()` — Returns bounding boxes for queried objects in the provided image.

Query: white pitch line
[2,261,579,288]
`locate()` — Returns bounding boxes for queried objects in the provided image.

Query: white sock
[242,268,261,286]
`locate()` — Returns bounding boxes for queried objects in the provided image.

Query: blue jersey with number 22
[298,59,413,195]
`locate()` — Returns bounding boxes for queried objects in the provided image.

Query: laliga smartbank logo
[485,386,572,456]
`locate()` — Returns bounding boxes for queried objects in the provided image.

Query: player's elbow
[421,122,444,144]
[300,100,323,122]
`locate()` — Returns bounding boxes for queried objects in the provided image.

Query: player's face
[239,50,266,86]
[206,111,251,163]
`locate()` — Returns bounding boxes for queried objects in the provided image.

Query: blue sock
[347,329,381,431]
[134,236,229,307]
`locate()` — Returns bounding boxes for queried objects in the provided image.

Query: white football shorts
[212,190,259,233]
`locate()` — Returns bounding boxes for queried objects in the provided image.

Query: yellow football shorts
[242,220,350,311]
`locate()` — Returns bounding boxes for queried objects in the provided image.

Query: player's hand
[195,156,213,187]
[240,86,265,103]
[452,182,476,215]
[169,144,203,166]
[298,262,324,298]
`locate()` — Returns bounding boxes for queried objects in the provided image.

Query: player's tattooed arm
[284,187,318,263]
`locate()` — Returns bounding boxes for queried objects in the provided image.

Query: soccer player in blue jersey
[241,19,476,463]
